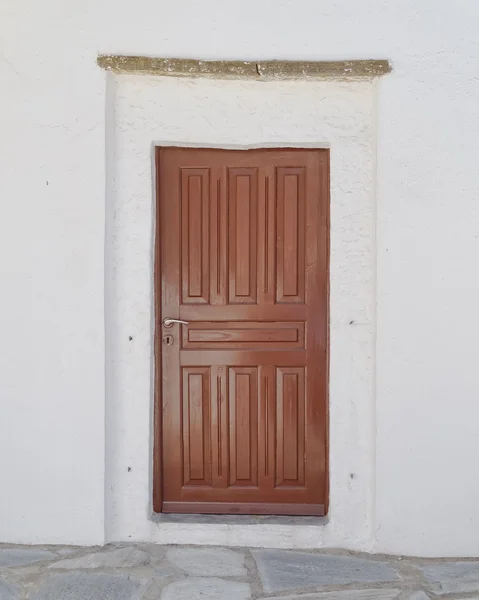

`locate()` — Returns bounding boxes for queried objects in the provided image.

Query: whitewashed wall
[1,0,479,556]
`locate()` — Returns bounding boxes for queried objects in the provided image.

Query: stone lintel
[97,55,391,80]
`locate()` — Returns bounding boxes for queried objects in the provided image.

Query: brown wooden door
[154,147,329,516]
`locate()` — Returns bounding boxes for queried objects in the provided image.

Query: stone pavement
[1,544,479,600]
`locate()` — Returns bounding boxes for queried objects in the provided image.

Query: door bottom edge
[160,501,325,517]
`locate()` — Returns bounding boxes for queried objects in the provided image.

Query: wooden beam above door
[97,55,392,80]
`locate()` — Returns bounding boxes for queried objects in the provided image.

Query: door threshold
[151,512,328,526]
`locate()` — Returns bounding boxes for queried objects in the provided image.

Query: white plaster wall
[107,75,376,550]
[0,4,106,545]
[1,0,479,555]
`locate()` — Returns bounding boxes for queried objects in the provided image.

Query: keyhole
[163,334,174,346]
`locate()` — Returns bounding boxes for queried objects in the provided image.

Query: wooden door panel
[180,168,210,304]
[179,350,307,368]
[228,367,259,487]
[276,367,306,488]
[228,168,258,304]
[156,147,329,516]
[181,367,212,487]
[276,167,306,303]
[182,321,305,350]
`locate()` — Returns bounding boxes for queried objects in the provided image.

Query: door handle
[162,317,189,328]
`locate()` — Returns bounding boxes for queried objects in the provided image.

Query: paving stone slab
[407,593,430,600]
[252,550,400,593]
[420,561,479,594]
[259,590,401,600]
[55,549,81,557]
[136,544,167,559]
[30,572,144,600]
[0,579,17,600]
[167,547,246,576]
[153,565,178,578]
[48,547,150,569]
[161,577,251,600]
[0,549,56,568]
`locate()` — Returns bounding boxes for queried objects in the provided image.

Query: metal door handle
[163,317,189,328]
